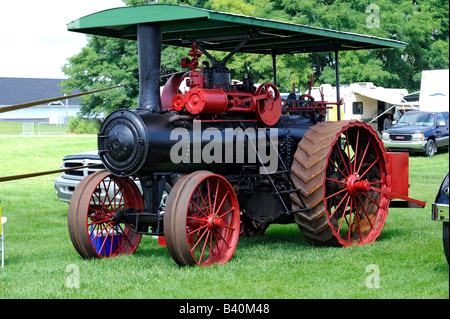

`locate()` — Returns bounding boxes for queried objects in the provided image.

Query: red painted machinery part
[184,87,228,114]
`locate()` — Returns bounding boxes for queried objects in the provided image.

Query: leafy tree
[61,35,139,115]
[275,0,449,89]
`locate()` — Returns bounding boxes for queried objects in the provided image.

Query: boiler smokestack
[137,23,162,112]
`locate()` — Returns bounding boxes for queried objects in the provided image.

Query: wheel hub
[346,174,371,197]
[207,216,224,229]
[90,211,111,223]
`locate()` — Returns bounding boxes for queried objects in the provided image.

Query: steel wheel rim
[323,122,391,246]
[69,170,143,259]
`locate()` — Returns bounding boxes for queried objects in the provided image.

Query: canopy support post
[334,47,341,121]
[272,49,277,87]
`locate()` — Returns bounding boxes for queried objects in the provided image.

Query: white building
[0,77,82,124]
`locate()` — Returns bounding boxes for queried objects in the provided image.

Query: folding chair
[0,200,6,268]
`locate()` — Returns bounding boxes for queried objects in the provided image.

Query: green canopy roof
[67,4,406,54]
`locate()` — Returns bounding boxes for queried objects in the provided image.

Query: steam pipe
[137,23,163,112]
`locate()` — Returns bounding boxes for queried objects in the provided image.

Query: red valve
[180,42,203,71]
[171,94,185,111]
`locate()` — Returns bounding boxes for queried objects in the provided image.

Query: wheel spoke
[353,129,360,174]
[92,191,108,210]
[101,180,114,210]
[107,227,116,256]
[215,229,232,249]
[187,215,207,223]
[356,141,371,176]
[197,186,211,215]
[359,158,379,180]
[220,224,237,230]
[116,198,131,212]
[334,142,351,176]
[328,156,348,179]
[110,184,123,211]
[212,181,220,217]
[187,223,208,236]
[360,190,381,208]
[353,197,363,242]
[207,179,213,216]
[190,199,208,218]
[191,227,209,254]
[330,193,349,218]
[212,231,222,260]
[218,207,234,219]
[336,196,351,234]
[117,223,133,247]
[198,230,210,264]
[347,197,353,244]
[213,191,229,216]
[325,187,347,201]
[97,221,113,237]
[356,194,374,229]
[344,131,353,175]
[326,177,347,185]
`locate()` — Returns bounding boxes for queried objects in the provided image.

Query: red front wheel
[164,171,240,266]
[68,170,143,259]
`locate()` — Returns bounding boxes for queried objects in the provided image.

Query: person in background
[383,113,392,130]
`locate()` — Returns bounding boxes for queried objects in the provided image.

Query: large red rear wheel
[290,121,391,246]
[68,170,143,258]
[164,171,240,266]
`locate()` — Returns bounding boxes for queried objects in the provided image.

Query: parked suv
[381,111,449,157]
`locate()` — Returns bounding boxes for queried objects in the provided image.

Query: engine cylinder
[185,88,228,114]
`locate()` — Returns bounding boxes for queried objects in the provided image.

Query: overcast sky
[0,0,126,79]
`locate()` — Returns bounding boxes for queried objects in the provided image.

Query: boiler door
[98,110,149,177]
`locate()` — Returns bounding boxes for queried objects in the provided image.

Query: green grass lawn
[0,135,448,300]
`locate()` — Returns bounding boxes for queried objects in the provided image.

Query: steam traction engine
[67,6,425,266]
